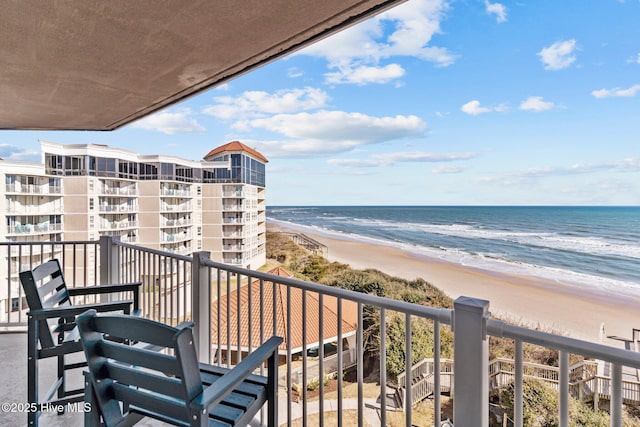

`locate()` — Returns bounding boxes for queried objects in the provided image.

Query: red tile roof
[211,267,358,354]
[203,140,268,163]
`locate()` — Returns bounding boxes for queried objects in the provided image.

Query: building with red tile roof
[203,140,268,163]
[211,267,358,357]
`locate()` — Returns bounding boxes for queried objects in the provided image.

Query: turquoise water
[267,206,640,296]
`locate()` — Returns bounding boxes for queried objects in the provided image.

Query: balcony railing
[5,184,62,194]
[7,204,63,214]
[98,204,137,213]
[1,236,640,426]
[161,218,192,227]
[161,188,192,197]
[99,187,137,196]
[6,223,62,235]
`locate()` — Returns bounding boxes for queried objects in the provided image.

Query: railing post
[192,251,211,363]
[453,296,490,427]
[99,235,120,285]
[611,363,622,427]
[559,350,569,427]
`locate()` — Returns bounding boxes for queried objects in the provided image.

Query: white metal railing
[99,186,137,196]
[161,218,192,227]
[7,204,63,214]
[5,184,61,194]
[0,240,100,326]
[485,316,640,427]
[98,204,137,213]
[3,236,640,426]
[6,223,62,235]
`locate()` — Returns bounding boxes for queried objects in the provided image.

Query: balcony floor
[0,332,391,426]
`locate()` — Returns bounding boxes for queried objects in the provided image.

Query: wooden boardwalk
[281,232,328,257]
[393,357,640,409]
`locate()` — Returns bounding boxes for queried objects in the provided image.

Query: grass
[282,410,370,427]
[309,380,382,401]
[386,400,435,427]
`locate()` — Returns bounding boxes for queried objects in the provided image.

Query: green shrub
[500,378,610,427]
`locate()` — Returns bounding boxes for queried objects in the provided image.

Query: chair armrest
[176,321,194,330]
[193,336,283,412]
[68,282,142,311]
[27,300,135,319]
[67,282,142,296]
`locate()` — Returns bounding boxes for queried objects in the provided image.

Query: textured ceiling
[1,0,405,131]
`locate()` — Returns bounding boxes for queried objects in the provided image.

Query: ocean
[267,206,640,298]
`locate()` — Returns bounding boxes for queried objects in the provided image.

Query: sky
[2,0,640,206]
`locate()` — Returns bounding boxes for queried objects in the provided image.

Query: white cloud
[625,53,640,64]
[519,96,555,112]
[461,100,506,115]
[287,67,303,78]
[480,158,640,185]
[328,151,477,168]
[243,110,424,140]
[432,165,469,174]
[203,87,329,120]
[325,64,405,85]
[484,0,507,23]
[239,111,426,158]
[537,39,577,70]
[591,84,640,98]
[299,0,455,85]
[518,158,640,176]
[0,144,40,162]
[130,109,204,135]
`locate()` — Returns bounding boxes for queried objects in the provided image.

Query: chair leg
[83,372,101,427]
[57,354,65,414]
[27,315,39,427]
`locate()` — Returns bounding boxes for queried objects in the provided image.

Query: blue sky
[2,0,639,206]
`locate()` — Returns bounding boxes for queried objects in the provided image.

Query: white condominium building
[0,140,267,322]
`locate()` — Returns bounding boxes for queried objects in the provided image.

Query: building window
[197,226,202,236]
[64,156,84,175]
[10,297,27,312]
[196,185,202,195]
[89,198,94,210]
[89,216,95,229]
[89,180,94,192]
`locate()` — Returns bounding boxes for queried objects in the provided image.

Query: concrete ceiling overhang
[1,0,405,131]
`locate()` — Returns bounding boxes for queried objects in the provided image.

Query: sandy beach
[270,222,640,346]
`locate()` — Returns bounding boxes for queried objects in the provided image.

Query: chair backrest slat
[41,286,70,309]
[30,259,63,280]
[37,275,65,301]
[78,310,205,426]
[104,362,185,400]
[91,315,180,347]
[110,382,190,424]
[99,341,183,377]
[20,259,69,349]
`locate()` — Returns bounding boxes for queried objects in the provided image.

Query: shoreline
[268,222,640,345]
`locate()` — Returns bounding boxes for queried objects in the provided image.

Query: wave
[268,218,640,298]
[330,217,640,260]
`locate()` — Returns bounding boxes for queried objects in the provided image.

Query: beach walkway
[283,396,392,426]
